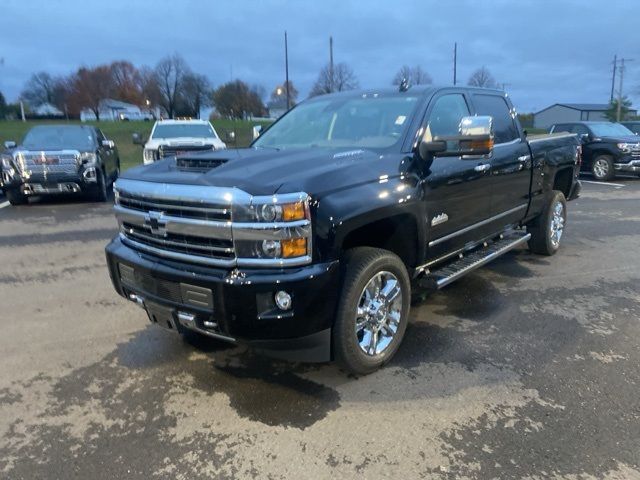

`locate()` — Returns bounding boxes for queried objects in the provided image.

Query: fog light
[261,239,282,258]
[274,290,292,310]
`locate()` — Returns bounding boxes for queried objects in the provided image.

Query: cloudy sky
[1,0,638,112]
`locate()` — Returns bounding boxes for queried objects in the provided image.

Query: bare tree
[154,54,191,118]
[21,72,69,109]
[467,66,498,88]
[309,63,359,97]
[110,61,144,105]
[68,66,113,120]
[181,73,212,118]
[392,65,433,86]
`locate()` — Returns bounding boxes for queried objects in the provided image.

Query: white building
[33,102,63,117]
[80,99,154,122]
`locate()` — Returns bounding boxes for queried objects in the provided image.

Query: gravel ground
[0,177,639,479]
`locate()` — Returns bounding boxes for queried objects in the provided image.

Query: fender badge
[431,213,449,226]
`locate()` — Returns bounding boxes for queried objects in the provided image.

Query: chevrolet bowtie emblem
[144,211,168,237]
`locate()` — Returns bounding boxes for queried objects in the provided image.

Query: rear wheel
[5,189,28,206]
[591,154,615,181]
[528,191,567,256]
[333,247,411,375]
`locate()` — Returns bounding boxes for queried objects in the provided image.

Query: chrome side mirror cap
[419,115,494,159]
[4,140,16,149]
[102,139,115,149]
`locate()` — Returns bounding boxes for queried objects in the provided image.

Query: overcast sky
[1,0,638,113]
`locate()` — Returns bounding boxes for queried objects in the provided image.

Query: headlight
[232,192,312,265]
[617,143,631,153]
[143,149,156,163]
[79,152,98,165]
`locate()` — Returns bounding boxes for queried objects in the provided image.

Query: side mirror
[419,115,494,160]
[252,125,263,140]
[132,133,146,145]
[102,139,115,149]
[4,140,16,149]
[580,133,590,143]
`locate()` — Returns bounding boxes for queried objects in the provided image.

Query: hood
[121,147,409,196]
[598,135,640,144]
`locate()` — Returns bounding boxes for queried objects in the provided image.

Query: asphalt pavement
[0,178,639,479]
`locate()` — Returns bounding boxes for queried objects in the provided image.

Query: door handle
[517,154,531,162]
[474,163,490,173]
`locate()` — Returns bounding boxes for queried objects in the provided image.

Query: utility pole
[329,36,334,93]
[610,55,617,103]
[453,42,457,85]
[284,31,290,110]
[616,58,633,122]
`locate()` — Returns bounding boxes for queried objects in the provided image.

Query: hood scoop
[175,156,229,172]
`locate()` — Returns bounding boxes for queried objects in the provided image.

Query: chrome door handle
[517,154,531,162]
[474,163,490,172]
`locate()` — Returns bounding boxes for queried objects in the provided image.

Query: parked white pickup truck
[134,119,226,165]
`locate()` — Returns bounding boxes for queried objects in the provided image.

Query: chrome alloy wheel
[593,158,609,179]
[355,271,403,356]
[549,200,565,248]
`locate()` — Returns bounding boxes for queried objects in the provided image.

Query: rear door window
[472,94,519,144]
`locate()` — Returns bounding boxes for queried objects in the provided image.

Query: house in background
[80,98,154,122]
[533,103,638,129]
[32,102,63,117]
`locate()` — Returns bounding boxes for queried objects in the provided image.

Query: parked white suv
[136,119,226,165]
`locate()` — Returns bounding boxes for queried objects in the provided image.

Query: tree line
[1,57,518,121]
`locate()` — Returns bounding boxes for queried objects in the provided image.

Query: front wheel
[333,247,411,375]
[528,191,567,256]
[90,169,108,202]
[592,155,615,181]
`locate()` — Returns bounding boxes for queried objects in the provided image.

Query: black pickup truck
[106,86,581,374]
[550,121,640,181]
[1,124,120,204]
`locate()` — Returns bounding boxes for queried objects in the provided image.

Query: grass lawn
[0,118,273,171]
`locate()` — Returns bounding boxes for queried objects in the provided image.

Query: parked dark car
[106,86,581,374]
[621,121,640,135]
[0,124,120,205]
[549,121,640,180]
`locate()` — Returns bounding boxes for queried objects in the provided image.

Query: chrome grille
[16,151,79,176]
[114,179,237,267]
[159,144,213,158]
[631,144,640,160]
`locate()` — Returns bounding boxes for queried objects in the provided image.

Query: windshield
[589,123,634,137]
[22,126,95,150]
[152,123,216,139]
[254,95,420,150]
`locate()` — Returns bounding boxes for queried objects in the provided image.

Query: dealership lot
[0,179,639,479]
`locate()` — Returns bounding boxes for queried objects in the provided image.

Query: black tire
[591,154,615,181]
[528,191,567,256]
[90,169,108,202]
[5,189,28,206]
[333,247,411,375]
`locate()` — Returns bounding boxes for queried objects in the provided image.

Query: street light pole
[284,31,290,110]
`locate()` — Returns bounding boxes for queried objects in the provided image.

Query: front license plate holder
[146,301,179,332]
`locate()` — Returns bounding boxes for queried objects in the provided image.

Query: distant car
[134,119,226,165]
[118,111,154,122]
[549,121,640,180]
[0,125,120,205]
[620,121,640,135]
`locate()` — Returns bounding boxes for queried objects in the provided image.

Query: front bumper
[105,236,340,362]
[614,159,640,173]
[1,166,99,195]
